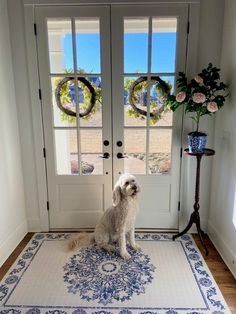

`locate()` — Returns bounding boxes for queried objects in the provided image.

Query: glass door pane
[47,19,73,73]
[122,16,178,176]
[75,19,101,73]
[124,18,149,73]
[151,18,177,73]
[47,17,104,176]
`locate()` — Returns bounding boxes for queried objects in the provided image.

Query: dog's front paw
[131,243,141,251]
[120,251,131,260]
[105,244,116,253]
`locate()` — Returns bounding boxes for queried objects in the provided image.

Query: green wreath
[55,77,96,118]
[128,76,171,122]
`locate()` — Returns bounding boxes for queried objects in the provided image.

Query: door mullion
[146,17,153,175]
[72,17,81,175]
[123,72,177,77]
[50,73,101,78]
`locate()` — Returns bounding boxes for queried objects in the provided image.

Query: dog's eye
[125,182,129,185]
[132,179,135,183]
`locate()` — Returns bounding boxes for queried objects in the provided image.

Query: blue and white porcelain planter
[188,132,207,153]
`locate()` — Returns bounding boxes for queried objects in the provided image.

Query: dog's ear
[112,184,121,207]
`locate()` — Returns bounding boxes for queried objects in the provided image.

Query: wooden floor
[0,233,236,313]
[192,234,236,313]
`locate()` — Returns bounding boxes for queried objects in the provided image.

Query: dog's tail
[68,232,95,251]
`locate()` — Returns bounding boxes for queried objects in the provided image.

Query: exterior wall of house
[207,0,236,279]
[0,0,27,267]
[6,0,225,235]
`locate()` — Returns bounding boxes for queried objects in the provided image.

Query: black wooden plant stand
[172,148,215,255]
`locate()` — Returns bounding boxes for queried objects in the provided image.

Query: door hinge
[34,23,37,36]
[187,21,190,34]
[180,147,183,158]
[47,201,50,211]
[39,88,42,100]
[43,147,46,158]
[178,201,181,212]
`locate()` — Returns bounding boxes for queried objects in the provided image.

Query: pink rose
[207,101,218,112]
[195,75,204,84]
[176,91,186,103]
[192,93,206,103]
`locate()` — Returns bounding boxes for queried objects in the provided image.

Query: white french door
[36,6,112,228]
[111,5,188,228]
[35,4,188,229]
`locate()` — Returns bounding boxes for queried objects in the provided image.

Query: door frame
[23,1,200,232]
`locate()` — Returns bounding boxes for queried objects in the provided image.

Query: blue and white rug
[0,233,231,314]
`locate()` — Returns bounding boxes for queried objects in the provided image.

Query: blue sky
[64,32,176,74]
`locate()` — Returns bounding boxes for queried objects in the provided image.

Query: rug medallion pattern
[63,245,155,305]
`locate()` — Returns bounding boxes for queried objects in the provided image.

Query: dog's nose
[133,185,137,190]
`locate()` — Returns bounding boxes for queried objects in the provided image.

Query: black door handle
[99,152,110,159]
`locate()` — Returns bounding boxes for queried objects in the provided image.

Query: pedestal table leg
[172,154,208,255]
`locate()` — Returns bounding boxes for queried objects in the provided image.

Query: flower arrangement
[165,63,228,134]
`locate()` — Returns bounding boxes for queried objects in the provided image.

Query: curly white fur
[68,173,141,259]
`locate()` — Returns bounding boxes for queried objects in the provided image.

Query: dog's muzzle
[131,185,138,195]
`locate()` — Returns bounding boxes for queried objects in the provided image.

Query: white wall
[207,0,236,278]
[8,0,43,231]
[181,0,224,231]
[0,0,27,267]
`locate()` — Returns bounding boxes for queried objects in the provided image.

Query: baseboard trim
[207,221,236,279]
[49,228,178,233]
[0,220,28,267]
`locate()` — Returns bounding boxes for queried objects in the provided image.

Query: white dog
[68,173,141,259]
